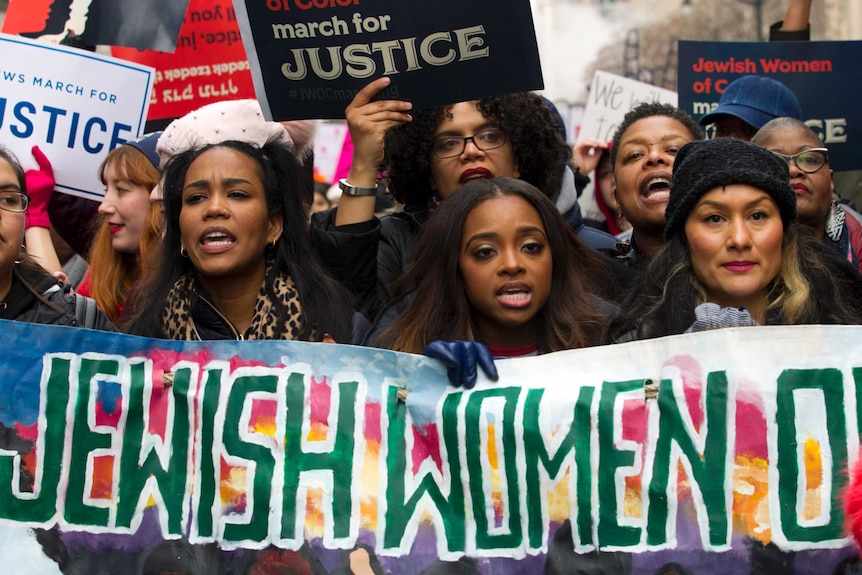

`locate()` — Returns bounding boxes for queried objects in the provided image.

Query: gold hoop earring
[269,239,277,249]
[14,244,25,264]
[180,246,188,257]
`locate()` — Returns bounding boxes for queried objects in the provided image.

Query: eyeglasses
[0,191,29,213]
[432,128,507,159]
[772,148,829,174]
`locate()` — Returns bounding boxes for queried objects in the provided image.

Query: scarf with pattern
[161,264,306,341]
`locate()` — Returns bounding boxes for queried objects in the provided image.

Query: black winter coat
[0,264,115,331]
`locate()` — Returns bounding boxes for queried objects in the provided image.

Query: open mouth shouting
[199,227,236,254]
[641,174,672,203]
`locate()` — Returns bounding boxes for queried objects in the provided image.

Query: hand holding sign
[346,77,412,181]
[336,77,412,226]
[572,138,608,177]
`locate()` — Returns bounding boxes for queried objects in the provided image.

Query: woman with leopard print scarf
[125,140,354,342]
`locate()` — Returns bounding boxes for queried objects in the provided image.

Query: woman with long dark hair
[126,140,354,342]
[374,177,613,356]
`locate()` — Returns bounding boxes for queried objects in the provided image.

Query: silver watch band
[338,178,379,197]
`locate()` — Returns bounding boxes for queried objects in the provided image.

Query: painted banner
[0,33,154,201]
[0,319,860,574]
[678,40,862,173]
[232,0,543,121]
[577,70,678,146]
[110,0,257,122]
[2,0,189,52]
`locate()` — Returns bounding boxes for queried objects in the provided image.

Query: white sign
[577,70,678,144]
[0,34,154,201]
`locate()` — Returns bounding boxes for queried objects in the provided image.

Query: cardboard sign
[577,70,678,144]
[0,34,154,201]
[111,0,257,121]
[232,0,544,120]
[0,320,859,573]
[678,40,862,172]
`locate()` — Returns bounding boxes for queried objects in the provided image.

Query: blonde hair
[767,228,811,323]
[88,145,161,325]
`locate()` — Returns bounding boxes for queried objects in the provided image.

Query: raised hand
[336,77,412,226]
[24,146,56,229]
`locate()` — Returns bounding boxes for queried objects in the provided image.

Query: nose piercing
[222,209,228,217]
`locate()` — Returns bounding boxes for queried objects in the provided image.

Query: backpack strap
[73,293,98,329]
[40,283,100,329]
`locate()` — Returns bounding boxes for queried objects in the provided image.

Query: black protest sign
[233,0,543,120]
[678,40,862,172]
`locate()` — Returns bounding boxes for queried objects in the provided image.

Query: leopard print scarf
[161,266,306,340]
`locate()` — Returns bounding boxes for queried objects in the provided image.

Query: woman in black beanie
[609,137,862,341]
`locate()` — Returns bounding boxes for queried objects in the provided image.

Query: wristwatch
[338,178,379,197]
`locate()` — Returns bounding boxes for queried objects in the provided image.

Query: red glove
[24,146,55,229]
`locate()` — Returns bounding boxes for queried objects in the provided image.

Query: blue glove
[422,340,499,389]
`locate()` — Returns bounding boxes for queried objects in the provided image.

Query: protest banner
[0,33,153,201]
[232,0,543,121]
[678,40,862,173]
[0,319,859,573]
[110,0,257,122]
[577,70,678,145]
[1,0,189,52]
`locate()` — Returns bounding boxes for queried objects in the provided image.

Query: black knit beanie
[665,138,796,240]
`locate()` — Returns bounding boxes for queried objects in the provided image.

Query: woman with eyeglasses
[753,117,862,273]
[0,145,114,330]
[609,138,862,342]
[317,78,572,308]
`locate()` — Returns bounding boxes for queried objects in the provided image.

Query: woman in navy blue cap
[698,75,802,140]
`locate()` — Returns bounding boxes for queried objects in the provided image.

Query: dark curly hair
[383,93,571,209]
[610,102,703,168]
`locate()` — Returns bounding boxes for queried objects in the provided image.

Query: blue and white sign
[0,33,154,201]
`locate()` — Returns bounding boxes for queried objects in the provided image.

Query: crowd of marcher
[5,0,862,572]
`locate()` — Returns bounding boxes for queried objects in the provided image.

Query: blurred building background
[533,0,861,108]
